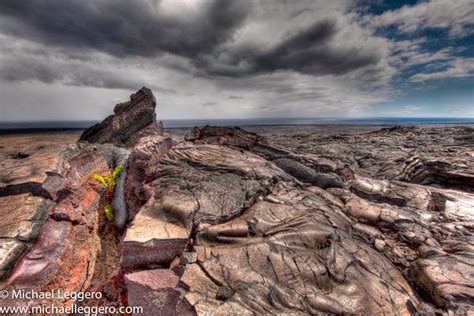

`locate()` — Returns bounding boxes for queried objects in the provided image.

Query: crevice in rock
[350,186,407,207]
[10,152,30,159]
[196,261,223,288]
[0,182,52,199]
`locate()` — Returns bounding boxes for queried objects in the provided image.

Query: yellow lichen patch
[91,164,123,192]
[104,204,114,221]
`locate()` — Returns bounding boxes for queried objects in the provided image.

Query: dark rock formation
[272,125,474,192]
[273,158,344,188]
[1,89,473,314]
[80,87,163,146]
[185,125,268,148]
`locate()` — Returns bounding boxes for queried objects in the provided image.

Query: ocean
[1,117,473,131]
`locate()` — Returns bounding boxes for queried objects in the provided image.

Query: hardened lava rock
[1,88,473,314]
[80,87,164,146]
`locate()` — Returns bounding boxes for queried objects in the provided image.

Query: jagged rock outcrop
[0,88,169,312]
[80,87,163,146]
[1,89,473,314]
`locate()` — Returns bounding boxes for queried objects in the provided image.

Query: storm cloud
[0,0,387,80]
[0,0,472,120]
[0,0,248,58]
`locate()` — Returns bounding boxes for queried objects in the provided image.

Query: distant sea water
[0,117,473,135]
[164,117,474,137]
[162,117,474,128]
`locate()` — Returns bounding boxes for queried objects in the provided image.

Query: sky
[0,0,473,122]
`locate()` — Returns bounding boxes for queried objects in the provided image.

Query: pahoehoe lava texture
[1,88,473,314]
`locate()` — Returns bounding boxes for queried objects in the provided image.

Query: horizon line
[1,116,474,123]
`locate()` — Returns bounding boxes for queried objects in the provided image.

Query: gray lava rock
[274,158,344,188]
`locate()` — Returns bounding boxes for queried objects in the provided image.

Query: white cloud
[389,39,453,69]
[365,0,474,37]
[410,58,474,82]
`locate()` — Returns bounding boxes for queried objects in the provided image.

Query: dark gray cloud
[0,0,248,58]
[0,0,384,83]
[0,53,176,93]
[198,20,381,77]
[0,57,57,84]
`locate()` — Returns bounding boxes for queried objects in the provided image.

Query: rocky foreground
[0,88,473,315]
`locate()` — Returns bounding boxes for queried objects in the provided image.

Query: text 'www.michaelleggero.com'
[0,289,143,315]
